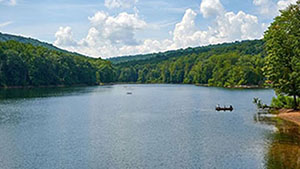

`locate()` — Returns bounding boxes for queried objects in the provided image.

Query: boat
[126,92,132,95]
[216,105,233,111]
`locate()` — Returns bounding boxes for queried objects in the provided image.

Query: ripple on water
[0,84,280,169]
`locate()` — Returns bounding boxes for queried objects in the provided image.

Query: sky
[0,0,298,58]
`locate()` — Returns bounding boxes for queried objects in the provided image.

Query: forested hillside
[0,32,266,88]
[0,32,67,52]
[0,32,87,57]
[109,40,263,64]
[115,40,266,87]
[0,40,114,87]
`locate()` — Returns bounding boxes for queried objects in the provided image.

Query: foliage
[253,97,270,109]
[0,34,267,89]
[0,40,114,87]
[115,40,266,87]
[0,32,66,52]
[109,40,264,64]
[271,95,300,109]
[263,1,300,109]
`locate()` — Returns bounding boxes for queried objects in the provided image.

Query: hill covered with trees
[114,40,266,87]
[109,40,263,65]
[0,32,66,52]
[0,32,267,88]
[0,40,114,87]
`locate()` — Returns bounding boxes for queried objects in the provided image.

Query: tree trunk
[293,95,298,110]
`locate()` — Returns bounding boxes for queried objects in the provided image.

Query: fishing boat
[216,105,233,111]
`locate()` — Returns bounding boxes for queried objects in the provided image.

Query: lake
[0,84,298,169]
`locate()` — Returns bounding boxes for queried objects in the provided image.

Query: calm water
[0,84,297,169]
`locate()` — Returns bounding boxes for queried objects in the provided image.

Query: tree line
[0,40,115,87]
[115,40,266,87]
[0,40,265,88]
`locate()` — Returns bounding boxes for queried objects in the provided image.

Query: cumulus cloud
[172,9,208,48]
[215,11,264,41]
[0,0,16,6]
[104,0,138,9]
[54,26,77,47]
[200,0,224,18]
[54,11,149,57]
[87,11,146,45]
[277,0,298,9]
[54,1,267,58]
[170,8,265,49]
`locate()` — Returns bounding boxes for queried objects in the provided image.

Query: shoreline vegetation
[0,84,96,89]
[0,83,267,89]
[195,84,266,89]
[0,39,265,89]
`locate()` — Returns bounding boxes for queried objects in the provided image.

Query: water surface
[0,84,293,169]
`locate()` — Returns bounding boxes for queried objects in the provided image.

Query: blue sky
[0,0,297,58]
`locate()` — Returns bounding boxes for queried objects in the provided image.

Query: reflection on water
[0,87,86,99]
[0,86,111,125]
[0,84,279,169]
[255,113,300,169]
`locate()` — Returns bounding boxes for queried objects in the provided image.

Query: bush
[271,95,300,109]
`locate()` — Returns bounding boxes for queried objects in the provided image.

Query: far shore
[277,109,300,126]
[0,84,97,89]
[195,84,266,89]
[0,83,267,89]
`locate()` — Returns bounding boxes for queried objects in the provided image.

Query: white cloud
[253,0,270,5]
[277,0,297,9]
[104,0,138,9]
[171,9,264,49]
[253,0,278,16]
[214,11,264,41]
[54,26,77,46]
[54,1,267,58]
[172,9,208,48]
[0,0,16,6]
[10,0,15,5]
[200,0,224,18]
[54,11,149,57]
[0,21,13,28]
[87,11,146,46]
[118,39,173,56]
[253,0,298,18]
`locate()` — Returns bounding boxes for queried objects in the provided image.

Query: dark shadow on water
[0,86,104,100]
[0,86,114,125]
[255,113,300,169]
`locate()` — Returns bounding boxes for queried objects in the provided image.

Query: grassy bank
[277,109,300,126]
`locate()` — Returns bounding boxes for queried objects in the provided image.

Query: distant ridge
[0,32,87,57]
[0,33,114,87]
[108,40,264,64]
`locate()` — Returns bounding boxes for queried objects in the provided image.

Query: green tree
[97,64,114,83]
[0,40,114,87]
[3,49,28,86]
[137,67,149,83]
[263,1,300,109]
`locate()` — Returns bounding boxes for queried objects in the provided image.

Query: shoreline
[277,109,300,126]
[0,84,98,89]
[195,84,266,89]
[0,83,267,89]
